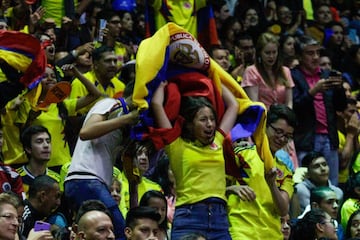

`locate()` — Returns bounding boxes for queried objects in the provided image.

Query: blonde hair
[255,32,289,88]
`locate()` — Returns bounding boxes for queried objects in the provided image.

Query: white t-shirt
[65,98,124,186]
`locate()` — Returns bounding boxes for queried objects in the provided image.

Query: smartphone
[98,19,107,42]
[34,221,51,232]
[329,70,340,77]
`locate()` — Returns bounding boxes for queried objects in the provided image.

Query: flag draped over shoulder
[0,30,46,87]
[133,22,275,172]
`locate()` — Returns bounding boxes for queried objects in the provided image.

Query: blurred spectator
[294,151,343,214]
[17,125,60,195]
[21,175,61,238]
[242,32,294,109]
[306,4,334,44]
[210,46,231,72]
[291,35,347,185]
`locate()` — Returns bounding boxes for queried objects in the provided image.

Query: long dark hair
[139,190,168,231]
[290,208,328,240]
[180,96,216,141]
[345,209,360,238]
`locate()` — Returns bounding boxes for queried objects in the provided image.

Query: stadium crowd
[1,0,360,239]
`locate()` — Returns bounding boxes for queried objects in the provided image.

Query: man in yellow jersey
[227,104,295,240]
[16,125,60,196]
[70,45,126,114]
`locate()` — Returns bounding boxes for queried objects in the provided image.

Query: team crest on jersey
[209,142,219,150]
[276,168,284,178]
[183,1,192,9]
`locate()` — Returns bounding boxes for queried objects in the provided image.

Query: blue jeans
[297,134,339,186]
[64,179,125,240]
[171,198,231,240]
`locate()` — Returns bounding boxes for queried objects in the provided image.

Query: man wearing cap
[226,104,296,240]
[291,35,347,186]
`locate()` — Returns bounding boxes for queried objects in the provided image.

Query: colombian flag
[133,22,275,173]
[0,30,46,108]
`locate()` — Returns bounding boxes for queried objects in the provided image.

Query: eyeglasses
[321,218,338,229]
[269,124,293,141]
[0,213,20,224]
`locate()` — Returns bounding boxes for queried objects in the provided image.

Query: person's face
[135,146,149,175]
[78,211,115,240]
[212,49,230,71]
[283,36,295,56]
[350,213,360,238]
[219,5,230,21]
[266,119,294,153]
[0,203,19,240]
[308,157,329,185]
[45,28,56,42]
[318,213,338,240]
[260,42,278,68]
[125,218,159,240]
[45,42,56,62]
[121,12,133,32]
[318,191,339,219]
[147,197,167,225]
[192,106,216,145]
[26,132,51,162]
[331,25,344,45]
[300,45,321,73]
[316,6,332,25]
[278,6,293,25]
[41,67,57,92]
[343,103,358,121]
[226,21,241,42]
[319,56,332,71]
[342,82,353,99]
[238,39,255,64]
[244,9,259,27]
[281,214,291,240]
[94,51,118,81]
[107,15,122,37]
[42,183,61,216]
[110,180,121,205]
[76,52,93,67]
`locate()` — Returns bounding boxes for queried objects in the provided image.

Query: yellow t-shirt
[119,171,162,217]
[227,144,294,240]
[69,70,125,114]
[2,99,28,166]
[151,0,207,38]
[166,131,226,206]
[41,0,78,27]
[16,98,77,167]
[338,130,360,184]
[341,198,360,230]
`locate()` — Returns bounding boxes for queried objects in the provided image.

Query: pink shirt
[241,65,295,109]
[300,67,328,134]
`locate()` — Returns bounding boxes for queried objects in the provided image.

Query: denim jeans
[171,198,231,240]
[297,134,339,186]
[64,179,125,240]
